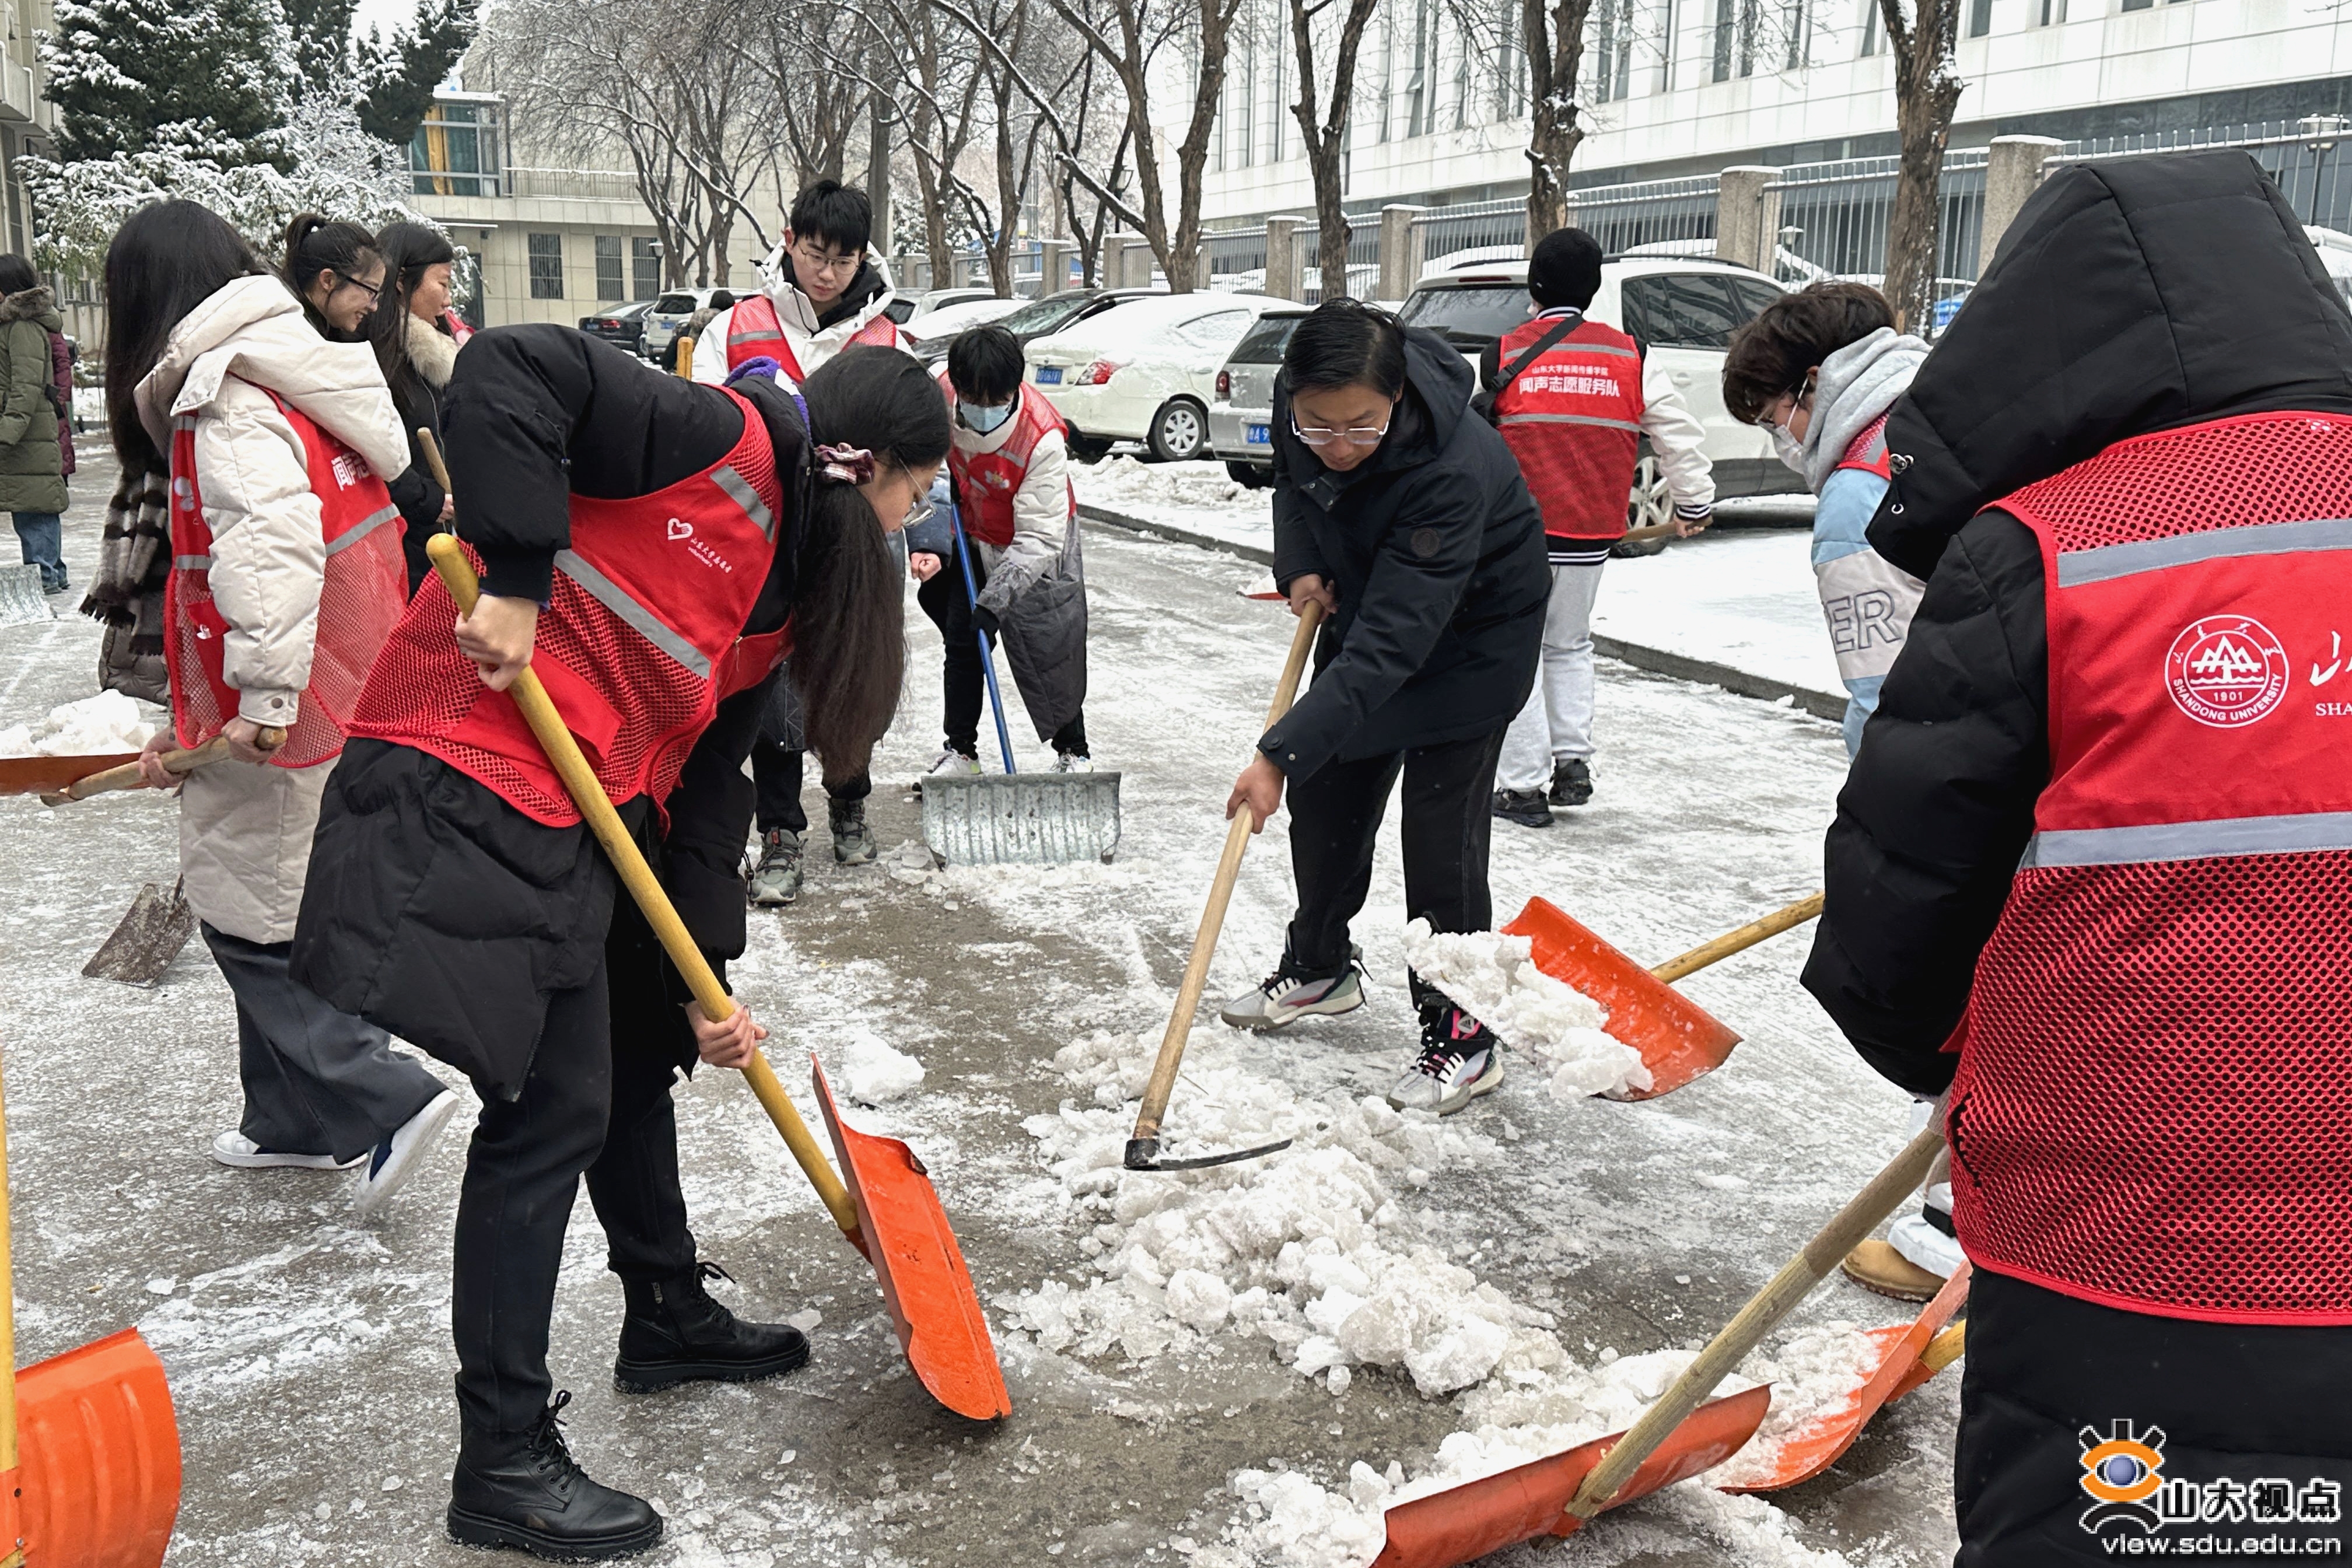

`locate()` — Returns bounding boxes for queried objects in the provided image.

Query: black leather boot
[446,1391,662,1560]
[614,1261,811,1394]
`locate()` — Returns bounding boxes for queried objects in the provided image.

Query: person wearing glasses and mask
[281,215,386,344]
[1217,300,1547,1118]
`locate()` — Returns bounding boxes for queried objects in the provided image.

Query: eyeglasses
[1290,417,1392,449]
[790,243,862,281]
[331,270,383,304]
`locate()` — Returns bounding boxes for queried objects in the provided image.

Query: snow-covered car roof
[1027,292,1306,355]
[901,296,1026,343]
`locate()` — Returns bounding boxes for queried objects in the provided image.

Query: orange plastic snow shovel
[0,754,141,799]
[1502,891,1824,1100]
[37,728,287,806]
[1720,1261,1971,1493]
[0,1050,182,1567]
[424,534,1010,1422]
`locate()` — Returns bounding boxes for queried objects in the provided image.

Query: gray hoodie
[1799,327,1931,492]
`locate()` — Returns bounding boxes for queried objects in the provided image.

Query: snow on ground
[0,688,163,755]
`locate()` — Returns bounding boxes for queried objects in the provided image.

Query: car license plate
[1246,423,1270,445]
[1035,366,1063,386]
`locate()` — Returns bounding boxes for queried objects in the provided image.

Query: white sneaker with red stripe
[1219,962,1365,1031]
[1387,1004,1504,1115]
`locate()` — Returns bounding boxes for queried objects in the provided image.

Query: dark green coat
[0,286,67,516]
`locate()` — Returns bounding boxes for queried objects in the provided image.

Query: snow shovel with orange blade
[1502,891,1824,1101]
[1720,1261,1970,1494]
[0,1049,182,1567]
[424,533,1010,1422]
[1368,1125,1942,1568]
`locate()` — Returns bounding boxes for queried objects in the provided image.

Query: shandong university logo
[2078,1420,2344,1556]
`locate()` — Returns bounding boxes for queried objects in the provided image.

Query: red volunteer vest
[1954,410,2352,1325]
[164,387,408,768]
[348,388,790,827]
[723,293,902,382]
[1490,316,1646,542]
[940,377,1074,548]
[1836,414,1894,481]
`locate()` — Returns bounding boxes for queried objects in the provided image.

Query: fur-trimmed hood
[0,285,61,331]
[402,309,460,390]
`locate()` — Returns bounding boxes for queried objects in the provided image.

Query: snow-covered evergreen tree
[284,0,359,100]
[357,0,477,147]
[43,0,298,164]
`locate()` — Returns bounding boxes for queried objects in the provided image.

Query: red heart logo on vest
[667,519,693,541]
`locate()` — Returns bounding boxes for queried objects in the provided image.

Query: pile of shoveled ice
[1402,920,1652,1100]
[0,691,163,758]
[1078,456,1252,516]
[842,1031,925,1104]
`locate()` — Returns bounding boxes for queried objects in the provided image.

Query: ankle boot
[829,796,877,864]
[447,1391,662,1560]
[614,1261,811,1394]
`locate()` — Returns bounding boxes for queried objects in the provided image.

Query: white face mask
[1769,422,1805,472]
[960,400,1014,435]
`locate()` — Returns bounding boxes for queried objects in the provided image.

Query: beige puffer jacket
[134,275,411,944]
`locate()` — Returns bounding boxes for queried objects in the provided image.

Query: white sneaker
[1887,1183,1966,1279]
[354,1089,463,1217]
[212,1130,366,1171]
[928,749,982,776]
[1219,964,1366,1031]
[1052,752,1096,774]
[1385,1039,1504,1116]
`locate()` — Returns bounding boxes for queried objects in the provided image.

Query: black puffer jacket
[1264,326,1546,779]
[1802,152,2352,1096]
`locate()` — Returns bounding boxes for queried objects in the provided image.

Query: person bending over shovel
[1219,300,1548,1116]
[291,338,947,1560]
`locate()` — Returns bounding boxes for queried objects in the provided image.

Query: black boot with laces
[614,1261,811,1394]
[447,1390,663,1559]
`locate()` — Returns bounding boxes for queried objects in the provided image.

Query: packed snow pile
[0,691,163,758]
[1403,921,1653,1099]
[842,1032,926,1104]
[1078,457,1255,517]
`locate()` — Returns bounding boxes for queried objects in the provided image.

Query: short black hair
[1721,281,1895,423]
[946,324,1024,404]
[1528,228,1603,310]
[709,288,736,309]
[1283,299,1408,397]
[789,180,873,257]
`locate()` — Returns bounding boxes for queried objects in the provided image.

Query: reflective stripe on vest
[1955,408,2352,1325]
[1490,317,1646,543]
[727,292,902,383]
[552,547,713,678]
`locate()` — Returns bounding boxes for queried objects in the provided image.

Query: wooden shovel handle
[424,534,863,1245]
[43,727,290,804]
[418,427,454,495]
[1920,1320,1966,1376]
[1648,891,1824,985]
[1564,1126,1944,1520]
[1130,601,1325,1147]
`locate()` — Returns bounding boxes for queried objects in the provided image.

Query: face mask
[960,400,1014,435]
[1769,422,1805,473]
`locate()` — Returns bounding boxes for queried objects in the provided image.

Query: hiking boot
[210,1129,364,1171]
[829,797,877,865]
[447,1392,663,1560]
[1840,1240,1944,1303]
[1387,1004,1504,1115]
[1490,788,1553,828]
[1549,758,1593,807]
[355,1088,461,1217]
[747,830,803,907]
[928,748,981,776]
[1219,953,1366,1031]
[614,1262,811,1394]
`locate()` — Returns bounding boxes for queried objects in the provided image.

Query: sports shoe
[211,1130,365,1171]
[1549,758,1593,807]
[747,830,803,907]
[356,1088,462,1217]
[1386,1005,1504,1115]
[1052,752,1096,774]
[1490,788,1553,828]
[447,1391,663,1559]
[928,748,981,776]
[1219,959,1366,1031]
[828,798,877,865]
[614,1262,811,1394]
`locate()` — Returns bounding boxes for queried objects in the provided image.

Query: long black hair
[366,220,457,411]
[104,201,268,472]
[281,214,381,340]
[790,347,951,767]
[0,254,38,297]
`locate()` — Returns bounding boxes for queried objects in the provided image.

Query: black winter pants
[1957,1268,2352,1564]
[916,539,1087,761]
[750,739,870,836]
[1283,729,1505,998]
[450,896,698,1434]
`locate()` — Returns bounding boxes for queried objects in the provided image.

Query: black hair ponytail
[281,213,382,338]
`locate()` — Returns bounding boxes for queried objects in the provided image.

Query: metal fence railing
[1298,215,1382,303]
[1205,225,1269,292]
[1413,197,1528,267]
[1763,149,1987,302]
[2049,120,2352,230]
[1566,173,1723,258]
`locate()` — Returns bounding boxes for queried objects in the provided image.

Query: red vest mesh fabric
[1957,410,2352,1324]
[942,378,1073,548]
[1490,317,1646,542]
[164,388,408,768]
[724,293,902,382]
[1836,414,1893,481]
[350,389,788,826]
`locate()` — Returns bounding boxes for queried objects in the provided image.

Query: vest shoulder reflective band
[163,383,408,769]
[726,293,904,383]
[943,379,1073,549]
[1957,408,2352,1324]
[349,386,789,827]
[1836,413,1894,480]
[1490,317,1646,543]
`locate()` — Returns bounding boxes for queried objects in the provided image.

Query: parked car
[1206,308,1310,486]
[579,299,657,356]
[642,288,728,365]
[1398,254,1798,540]
[991,288,1167,351]
[1027,293,1304,462]
[905,286,1002,320]
[903,296,1028,364]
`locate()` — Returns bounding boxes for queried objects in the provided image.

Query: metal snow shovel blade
[920,508,1121,866]
[424,534,1009,1423]
[0,1049,183,1568]
[80,880,197,988]
[1126,601,1325,1172]
[1502,891,1824,1100]
[0,565,50,629]
[1721,1264,1971,1494]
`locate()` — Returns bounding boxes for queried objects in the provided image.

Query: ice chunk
[842,1034,924,1104]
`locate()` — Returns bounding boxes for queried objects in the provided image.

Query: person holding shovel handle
[1219,300,1549,1117]
[290,337,944,1561]
[106,199,460,1213]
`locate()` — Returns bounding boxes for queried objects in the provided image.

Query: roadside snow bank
[1402,921,1652,1099]
[1077,456,1252,517]
[0,691,162,758]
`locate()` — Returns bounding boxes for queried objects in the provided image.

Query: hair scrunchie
[814,444,876,485]
[724,355,783,387]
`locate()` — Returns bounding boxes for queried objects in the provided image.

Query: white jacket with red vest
[689,249,908,387]
[939,377,1074,616]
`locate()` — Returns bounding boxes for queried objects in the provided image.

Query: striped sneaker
[1219,961,1365,1031]
[1386,1005,1504,1115]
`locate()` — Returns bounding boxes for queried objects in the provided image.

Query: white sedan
[1026,293,1305,461]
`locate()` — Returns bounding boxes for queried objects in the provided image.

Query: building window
[1738,0,1759,74]
[1713,0,1735,78]
[528,233,564,299]
[2119,0,2150,8]
[2032,0,2063,23]
[594,235,624,300]
[410,99,503,198]
[1968,0,1992,32]
[1787,0,1808,67]
[1859,0,1881,54]
[632,237,662,298]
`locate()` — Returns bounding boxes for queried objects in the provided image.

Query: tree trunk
[868,102,894,257]
[1167,0,1238,292]
[1881,0,1964,334]
[1523,0,1591,247]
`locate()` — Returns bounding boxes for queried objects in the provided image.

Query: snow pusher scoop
[920,509,1120,866]
[1126,600,1326,1172]
[0,1049,183,1567]
[1723,1263,1970,1494]
[1368,1126,1943,1568]
[0,564,48,629]
[1502,891,1824,1100]
[425,534,1010,1422]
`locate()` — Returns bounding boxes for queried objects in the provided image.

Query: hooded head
[1867,150,2352,579]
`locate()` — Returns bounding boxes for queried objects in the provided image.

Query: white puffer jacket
[134,274,410,943]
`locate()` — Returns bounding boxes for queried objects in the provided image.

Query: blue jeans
[12,511,61,591]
